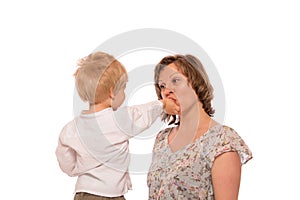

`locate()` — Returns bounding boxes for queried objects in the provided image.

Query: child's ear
[109,87,115,100]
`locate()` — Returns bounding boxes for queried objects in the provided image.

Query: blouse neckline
[165,123,222,154]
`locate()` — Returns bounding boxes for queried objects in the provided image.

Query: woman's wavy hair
[154,54,215,125]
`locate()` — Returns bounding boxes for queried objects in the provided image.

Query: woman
[147,54,252,199]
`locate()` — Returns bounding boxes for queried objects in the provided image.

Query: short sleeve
[214,126,252,165]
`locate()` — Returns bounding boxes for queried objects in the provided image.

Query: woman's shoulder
[205,124,240,139]
[152,127,173,150]
[205,124,246,149]
[209,124,253,165]
[217,125,243,141]
[155,127,172,141]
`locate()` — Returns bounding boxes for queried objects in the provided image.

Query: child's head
[74,52,128,105]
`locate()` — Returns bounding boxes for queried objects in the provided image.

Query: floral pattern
[147,124,252,200]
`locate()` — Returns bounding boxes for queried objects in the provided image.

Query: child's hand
[161,99,180,115]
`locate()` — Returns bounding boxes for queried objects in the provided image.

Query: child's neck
[83,102,111,114]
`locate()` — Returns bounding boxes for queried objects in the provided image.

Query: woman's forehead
[159,64,182,79]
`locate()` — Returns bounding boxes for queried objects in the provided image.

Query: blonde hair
[74,52,127,104]
[154,54,215,125]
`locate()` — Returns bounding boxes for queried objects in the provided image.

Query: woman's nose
[163,87,173,97]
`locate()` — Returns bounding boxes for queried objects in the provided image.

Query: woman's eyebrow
[158,72,181,82]
[169,72,180,78]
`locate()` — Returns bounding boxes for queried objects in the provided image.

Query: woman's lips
[168,96,178,103]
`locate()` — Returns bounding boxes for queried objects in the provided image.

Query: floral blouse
[147,124,252,200]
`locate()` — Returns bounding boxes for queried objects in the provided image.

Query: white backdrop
[1,1,299,199]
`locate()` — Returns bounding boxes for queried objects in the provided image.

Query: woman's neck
[175,102,216,141]
[168,103,213,151]
[179,102,210,127]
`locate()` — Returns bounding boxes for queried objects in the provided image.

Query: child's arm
[55,134,77,177]
[55,123,100,177]
[114,99,179,138]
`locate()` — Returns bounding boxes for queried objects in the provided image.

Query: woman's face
[158,63,199,113]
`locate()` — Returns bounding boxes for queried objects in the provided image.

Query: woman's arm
[212,151,241,200]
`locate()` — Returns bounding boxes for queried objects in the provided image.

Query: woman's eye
[172,78,180,84]
[159,84,166,89]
